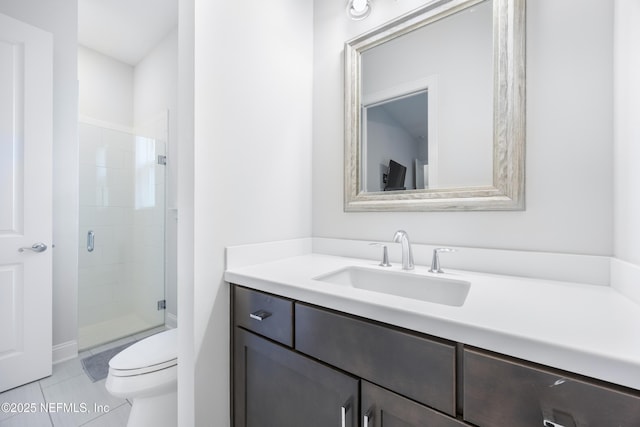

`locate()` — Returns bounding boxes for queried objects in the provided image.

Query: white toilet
[105,328,178,427]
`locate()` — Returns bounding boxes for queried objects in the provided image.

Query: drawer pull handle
[249,310,271,321]
[341,399,351,427]
[363,408,373,427]
[544,421,567,427]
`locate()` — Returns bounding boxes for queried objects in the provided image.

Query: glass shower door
[78,120,166,350]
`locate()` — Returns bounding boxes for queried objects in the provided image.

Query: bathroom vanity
[226,251,640,427]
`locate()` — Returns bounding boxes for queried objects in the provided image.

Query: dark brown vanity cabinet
[232,285,640,427]
[463,348,640,427]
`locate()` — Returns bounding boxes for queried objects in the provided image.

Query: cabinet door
[361,381,467,427]
[234,328,359,427]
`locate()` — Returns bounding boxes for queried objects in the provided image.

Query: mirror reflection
[345,0,525,212]
[360,0,493,193]
[364,90,428,191]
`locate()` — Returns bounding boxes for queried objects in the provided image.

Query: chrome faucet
[393,230,414,270]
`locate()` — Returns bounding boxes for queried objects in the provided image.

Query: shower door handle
[87,230,95,252]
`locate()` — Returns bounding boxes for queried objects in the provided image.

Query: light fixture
[347,0,371,20]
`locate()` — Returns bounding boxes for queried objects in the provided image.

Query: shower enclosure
[78,117,167,350]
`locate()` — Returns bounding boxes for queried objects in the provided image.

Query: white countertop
[225,253,640,391]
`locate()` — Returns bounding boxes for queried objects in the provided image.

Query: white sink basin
[314,266,470,307]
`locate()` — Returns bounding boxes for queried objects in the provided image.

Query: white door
[0,13,53,392]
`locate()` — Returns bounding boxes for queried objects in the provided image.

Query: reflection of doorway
[362,76,438,192]
[77,0,178,349]
[364,90,428,191]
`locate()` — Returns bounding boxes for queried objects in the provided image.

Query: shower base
[79,314,163,351]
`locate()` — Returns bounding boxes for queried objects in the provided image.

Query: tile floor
[0,327,166,427]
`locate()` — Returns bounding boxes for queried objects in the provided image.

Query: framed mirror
[344,0,525,211]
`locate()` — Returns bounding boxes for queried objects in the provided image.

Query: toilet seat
[109,359,177,377]
[109,328,177,377]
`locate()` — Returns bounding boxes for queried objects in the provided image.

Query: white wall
[0,0,79,357]
[177,0,196,426]
[614,0,640,266]
[78,46,134,129]
[177,0,194,422]
[134,29,177,130]
[313,0,614,256]
[187,0,313,424]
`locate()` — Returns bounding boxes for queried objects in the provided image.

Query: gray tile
[40,353,90,389]
[0,411,52,427]
[41,375,125,427]
[78,403,130,427]
[0,382,46,423]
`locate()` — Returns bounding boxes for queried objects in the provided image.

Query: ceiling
[78,0,178,66]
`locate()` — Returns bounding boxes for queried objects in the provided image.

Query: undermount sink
[313,266,470,307]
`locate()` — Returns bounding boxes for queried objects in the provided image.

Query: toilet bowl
[105,328,178,427]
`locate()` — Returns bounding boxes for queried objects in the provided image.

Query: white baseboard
[166,312,178,329]
[52,340,78,364]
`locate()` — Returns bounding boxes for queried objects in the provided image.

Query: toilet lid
[109,328,178,375]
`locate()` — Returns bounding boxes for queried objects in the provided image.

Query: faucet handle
[429,247,457,273]
[369,243,392,267]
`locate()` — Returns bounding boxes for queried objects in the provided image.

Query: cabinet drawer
[295,303,456,416]
[233,286,293,347]
[362,381,466,427]
[464,348,640,427]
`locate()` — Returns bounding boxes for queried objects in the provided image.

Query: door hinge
[157,299,166,310]
[157,155,167,165]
